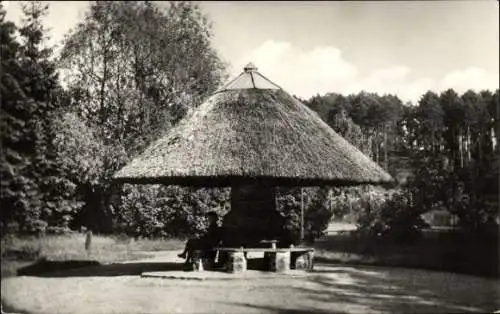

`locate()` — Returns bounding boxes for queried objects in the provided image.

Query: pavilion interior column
[230,183,276,214]
[222,183,286,247]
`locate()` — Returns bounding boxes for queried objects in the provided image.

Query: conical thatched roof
[113,63,393,187]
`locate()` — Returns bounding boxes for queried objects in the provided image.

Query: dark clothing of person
[180,223,221,263]
[204,223,221,246]
[186,224,221,250]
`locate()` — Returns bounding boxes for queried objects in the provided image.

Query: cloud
[348,67,436,104]
[439,67,499,94]
[232,40,498,104]
[367,66,412,83]
[235,40,358,98]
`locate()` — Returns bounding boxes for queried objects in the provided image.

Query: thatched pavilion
[114,63,393,247]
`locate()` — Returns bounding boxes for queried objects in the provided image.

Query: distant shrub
[277,187,334,244]
[355,189,429,244]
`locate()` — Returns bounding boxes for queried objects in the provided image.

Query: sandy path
[2,251,499,314]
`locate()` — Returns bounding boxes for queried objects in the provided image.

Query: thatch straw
[114,85,393,187]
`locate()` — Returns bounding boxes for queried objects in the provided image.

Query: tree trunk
[384,127,388,170]
[431,129,435,153]
[492,126,497,150]
[99,37,109,136]
[478,128,482,161]
[373,133,379,164]
[466,126,471,163]
[459,129,464,168]
[115,62,124,144]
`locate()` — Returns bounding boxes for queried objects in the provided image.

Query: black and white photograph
[1,1,499,313]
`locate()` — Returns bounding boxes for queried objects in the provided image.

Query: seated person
[178,211,221,264]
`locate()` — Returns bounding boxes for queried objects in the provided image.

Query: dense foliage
[1,1,498,243]
[116,185,230,238]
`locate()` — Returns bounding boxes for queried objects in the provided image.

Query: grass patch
[1,233,184,278]
[313,229,500,278]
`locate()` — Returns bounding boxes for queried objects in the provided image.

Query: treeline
[1,1,498,241]
[303,88,499,239]
[305,92,406,174]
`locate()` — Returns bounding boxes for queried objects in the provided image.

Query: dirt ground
[2,250,500,314]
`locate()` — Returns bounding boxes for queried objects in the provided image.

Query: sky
[4,1,499,103]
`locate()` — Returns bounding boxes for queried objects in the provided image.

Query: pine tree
[0,2,42,233]
[17,1,85,233]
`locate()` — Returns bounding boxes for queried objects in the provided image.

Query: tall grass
[1,233,184,278]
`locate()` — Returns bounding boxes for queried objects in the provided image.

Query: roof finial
[244,62,257,72]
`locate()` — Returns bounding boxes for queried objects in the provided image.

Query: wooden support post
[300,188,304,241]
[85,230,92,255]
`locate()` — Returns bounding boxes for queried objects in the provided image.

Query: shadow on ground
[300,265,499,314]
[215,264,499,313]
[17,259,184,277]
[17,259,101,276]
[217,303,336,314]
[16,257,270,278]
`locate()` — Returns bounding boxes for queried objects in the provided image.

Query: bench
[213,246,314,273]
